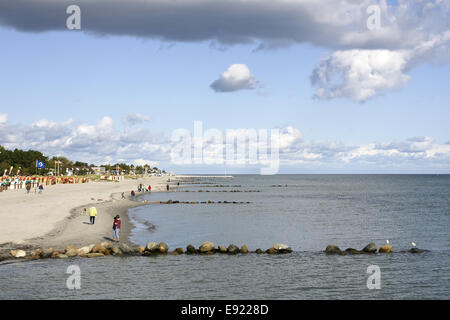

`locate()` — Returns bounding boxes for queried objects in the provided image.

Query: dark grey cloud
[0,0,416,49]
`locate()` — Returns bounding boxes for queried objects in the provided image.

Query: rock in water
[158,242,169,254]
[111,246,122,255]
[40,248,54,259]
[325,245,342,254]
[240,245,249,254]
[379,244,393,253]
[175,248,184,254]
[274,243,292,253]
[57,254,68,259]
[100,241,113,250]
[227,244,239,254]
[255,248,263,254]
[345,248,363,255]
[362,243,377,253]
[87,253,105,258]
[91,244,107,254]
[78,246,90,255]
[199,241,215,253]
[186,244,197,254]
[119,243,133,254]
[145,242,158,252]
[218,245,227,253]
[410,248,428,253]
[10,250,26,258]
[65,249,78,257]
[266,248,276,254]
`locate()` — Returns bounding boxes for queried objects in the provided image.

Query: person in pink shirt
[112,215,121,242]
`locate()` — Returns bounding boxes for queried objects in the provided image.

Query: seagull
[411,242,417,248]
[386,240,390,244]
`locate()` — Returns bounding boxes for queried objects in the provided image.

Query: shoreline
[0,175,177,255]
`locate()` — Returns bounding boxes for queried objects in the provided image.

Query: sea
[1,175,449,299]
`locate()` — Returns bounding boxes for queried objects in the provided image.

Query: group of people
[25,183,44,194]
[81,206,121,242]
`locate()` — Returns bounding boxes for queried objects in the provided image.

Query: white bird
[411,242,417,248]
[386,240,390,244]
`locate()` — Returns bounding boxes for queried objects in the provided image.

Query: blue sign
[36,161,45,169]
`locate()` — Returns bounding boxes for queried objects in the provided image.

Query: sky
[0,0,450,174]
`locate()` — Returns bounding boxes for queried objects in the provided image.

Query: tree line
[0,145,162,176]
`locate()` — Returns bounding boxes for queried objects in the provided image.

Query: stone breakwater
[3,241,430,262]
[4,241,293,261]
[324,243,429,255]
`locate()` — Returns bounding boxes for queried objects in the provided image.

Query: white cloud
[0,113,8,124]
[311,49,411,102]
[210,64,259,92]
[124,113,150,126]
[1,117,450,171]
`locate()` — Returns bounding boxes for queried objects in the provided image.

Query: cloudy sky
[0,0,449,173]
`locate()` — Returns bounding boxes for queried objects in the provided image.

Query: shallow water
[1,175,449,299]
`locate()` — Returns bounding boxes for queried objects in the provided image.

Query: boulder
[87,253,105,258]
[175,248,184,254]
[65,249,78,257]
[199,241,215,253]
[379,244,393,253]
[345,248,363,255]
[88,244,95,252]
[101,241,113,250]
[57,254,68,259]
[33,249,42,257]
[119,243,133,254]
[111,246,122,255]
[363,243,377,253]
[146,242,159,252]
[65,246,78,254]
[227,244,239,254]
[240,245,249,254]
[51,251,61,259]
[10,250,26,258]
[158,242,169,254]
[325,245,342,254]
[169,250,179,255]
[255,248,263,254]
[40,248,54,259]
[186,244,197,254]
[32,254,40,260]
[218,245,227,253]
[266,248,276,254]
[78,246,91,255]
[274,243,292,253]
[91,244,107,254]
[410,248,428,253]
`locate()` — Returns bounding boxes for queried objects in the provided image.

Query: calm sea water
[1,175,449,299]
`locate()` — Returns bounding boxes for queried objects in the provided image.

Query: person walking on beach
[121,192,125,199]
[38,184,44,194]
[166,184,169,191]
[89,206,98,224]
[131,190,135,200]
[148,185,151,193]
[26,183,31,194]
[112,215,121,242]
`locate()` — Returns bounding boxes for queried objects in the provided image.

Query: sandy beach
[0,176,173,250]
